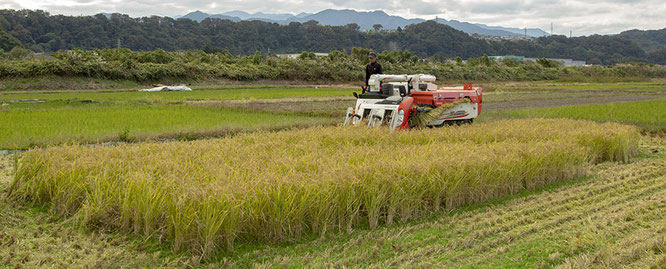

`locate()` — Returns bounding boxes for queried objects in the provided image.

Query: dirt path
[484,92,666,111]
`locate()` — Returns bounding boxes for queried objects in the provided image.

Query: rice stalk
[7,119,640,257]
[410,99,470,129]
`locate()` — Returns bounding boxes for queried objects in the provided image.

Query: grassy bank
[8,119,639,257]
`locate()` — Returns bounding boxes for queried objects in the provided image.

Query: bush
[6,47,31,60]
[0,48,663,83]
[298,51,316,60]
[536,58,562,68]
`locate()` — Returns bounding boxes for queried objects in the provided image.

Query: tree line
[0,9,663,65]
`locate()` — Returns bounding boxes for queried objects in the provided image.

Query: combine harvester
[343,74,482,130]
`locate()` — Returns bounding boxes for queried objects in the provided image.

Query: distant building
[488,55,525,61]
[524,57,586,67]
[489,55,586,67]
[472,34,535,42]
[276,53,329,59]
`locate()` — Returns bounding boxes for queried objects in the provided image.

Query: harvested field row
[8,119,640,257]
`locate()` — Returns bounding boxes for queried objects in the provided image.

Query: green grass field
[0,103,334,149]
[499,99,666,132]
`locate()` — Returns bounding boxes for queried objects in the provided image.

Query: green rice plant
[7,119,639,257]
[499,99,666,134]
[0,104,335,149]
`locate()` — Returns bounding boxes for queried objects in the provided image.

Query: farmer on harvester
[365,52,383,91]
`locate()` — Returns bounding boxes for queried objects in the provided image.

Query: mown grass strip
[8,119,640,257]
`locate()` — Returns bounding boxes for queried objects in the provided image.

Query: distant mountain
[181,11,240,22]
[294,12,312,18]
[290,9,424,30]
[179,9,547,37]
[182,10,312,23]
[222,10,296,21]
[433,19,518,36]
[476,25,549,37]
[617,28,666,52]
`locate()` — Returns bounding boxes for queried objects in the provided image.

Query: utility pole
[116,38,121,49]
[524,28,527,37]
[550,22,553,35]
[570,30,572,38]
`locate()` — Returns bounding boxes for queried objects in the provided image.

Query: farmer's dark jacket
[365,62,383,86]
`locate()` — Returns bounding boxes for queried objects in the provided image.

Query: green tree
[372,24,383,32]
[0,24,22,51]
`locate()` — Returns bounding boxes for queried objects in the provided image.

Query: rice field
[499,99,666,132]
[1,138,663,268]
[0,103,334,149]
[4,82,663,150]
[222,145,665,268]
[0,85,354,149]
[8,119,640,257]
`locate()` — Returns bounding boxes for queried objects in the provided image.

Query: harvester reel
[367,109,385,127]
[343,107,361,126]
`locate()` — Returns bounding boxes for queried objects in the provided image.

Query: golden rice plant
[7,119,639,257]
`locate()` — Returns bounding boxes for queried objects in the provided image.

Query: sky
[0,0,664,36]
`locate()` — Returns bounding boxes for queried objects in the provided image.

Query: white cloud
[1,0,664,35]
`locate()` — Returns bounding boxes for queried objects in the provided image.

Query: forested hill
[616,28,666,64]
[617,28,666,53]
[0,9,663,65]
